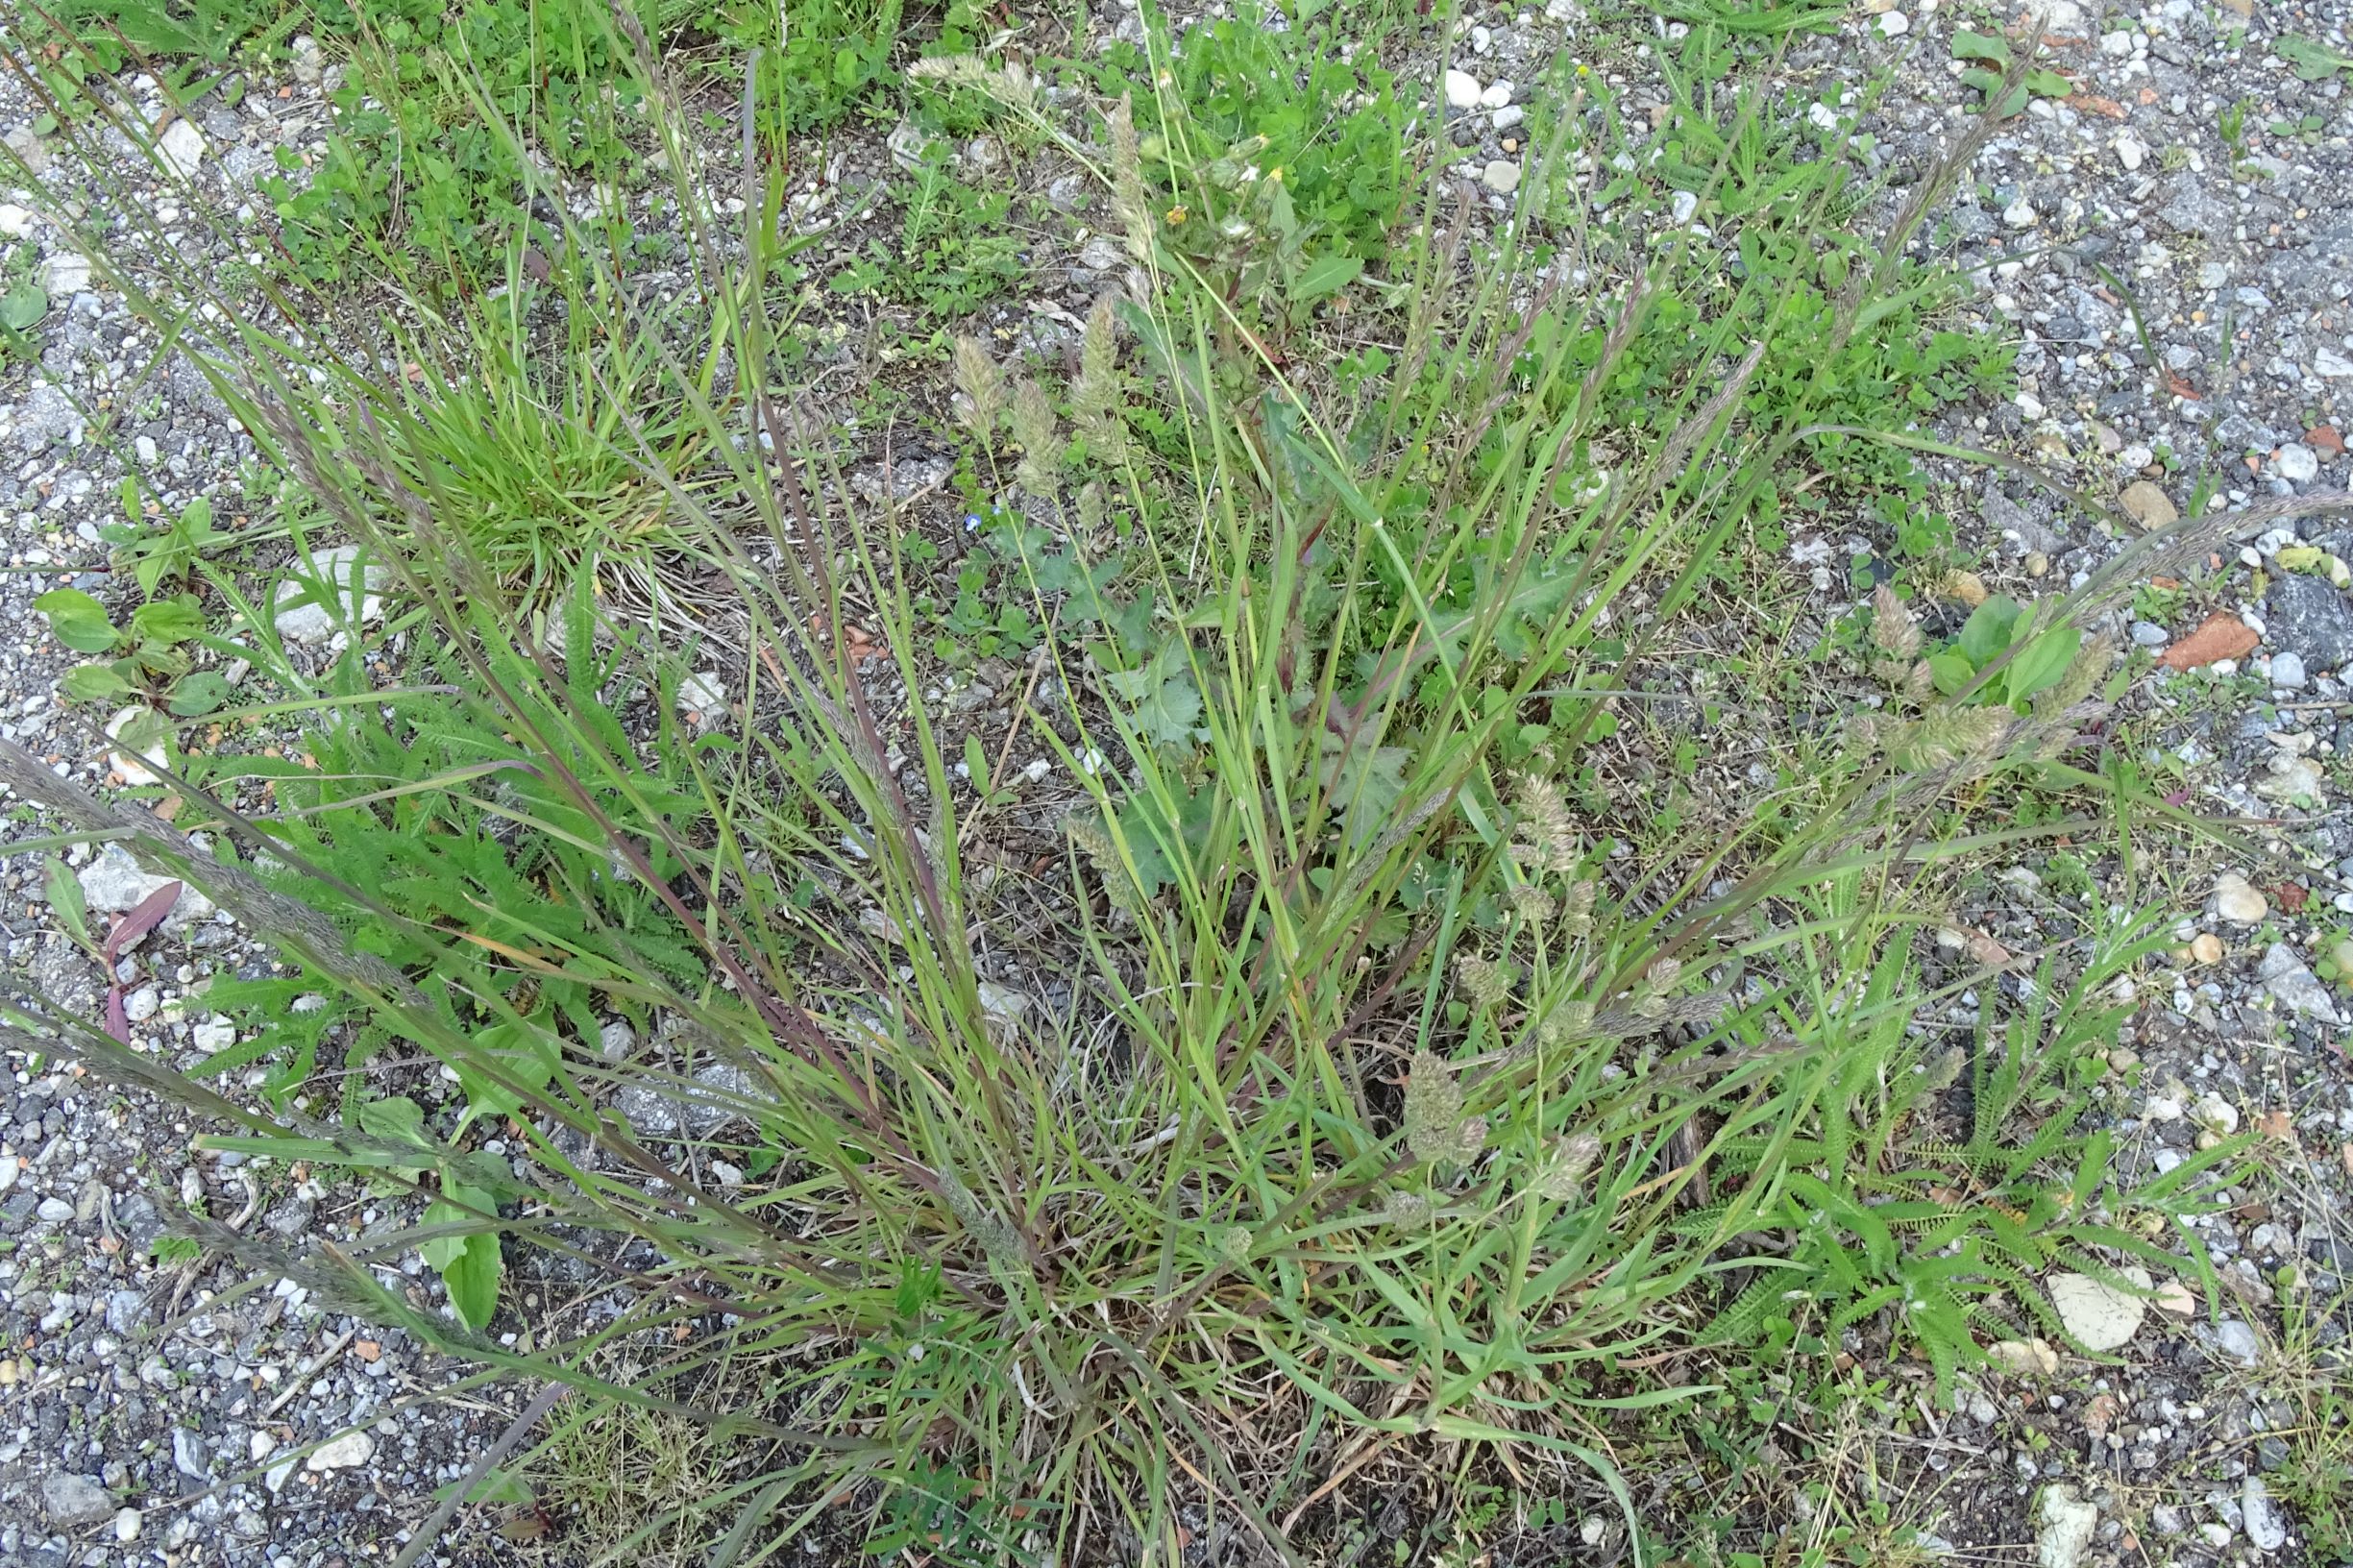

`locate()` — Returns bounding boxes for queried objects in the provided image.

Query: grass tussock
[0,8,2269,1564]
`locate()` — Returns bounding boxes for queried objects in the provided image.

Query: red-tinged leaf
[103,880,182,963]
[105,985,130,1043]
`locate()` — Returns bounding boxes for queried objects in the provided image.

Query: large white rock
[305,1431,375,1472]
[272,547,387,645]
[77,844,215,934]
[104,705,169,787]
[2212,872,2267,923]
[2047,1267,2151,1352]
[156,119,206,180]
[2038,1485,2098,1568]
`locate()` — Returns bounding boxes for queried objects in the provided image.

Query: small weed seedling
[35,587,234,718]
[1951,30,2073,115]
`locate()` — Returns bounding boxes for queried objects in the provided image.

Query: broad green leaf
[1958,67,2029,116]
[129,597,205,645]
[1955,596,2022,670]
[1289,253,1364,304]
[43,855,88,946]
[2002,627,2083,708]
[2025,68,2074,98]
[453,1020,562,1126]
[422,1179,496,1269]
[431,1468,533,1506]
[440,1231,502,1330]
[165,672,233,716]
[111,706,171,762]
[1927,650,1976,698]
[0,280,48,331]
[34,588,119,653]
[355,1094,434,1151]
[962,732,989,793]
[60,662,135,702]
[1949,29,2009,61]
[2279,35,2352,81]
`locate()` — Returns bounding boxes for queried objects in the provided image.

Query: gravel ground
[1,0,2351,1563]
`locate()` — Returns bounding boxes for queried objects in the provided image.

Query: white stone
[2038,1484,2098,1568]
[2115,135,2145,172]
[2212,872,2267,923]
[1491,104,1525,131]
[105,705,169,787]
[1669,189,1700,225]
[976,981,1034,1035]
[2047,1267,2150,1352]
[2191,1091,2240,1136]
[1075,233,1125,271]
[2003,197,2038,229]
[2269,651,2307,689]
[43,253,92,294]
[0,203,34,237]
[2316,348,2353,378]
[155,119,206,181]
[676,671,727,718]
[114,1508,142,1543]
[2210,1319,2261,1366]
[2256,942,2341,1023]
[2243,1477,2287,1552]
[1480,79,1513,109]
[41,1473,112,1528]
[77,844,215,932]
[2274,443,2318,483]
[1987,1337,2058,1375]
[2255,753,2326,806]
[1877,10,1909,34]
[305,1431,375,1472]
[272,546,386,644]
[1442,69,1482,110]
[1482,159,1522,195]
[1808,102,1841,131]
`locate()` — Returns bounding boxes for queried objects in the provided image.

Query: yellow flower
[1164,205,1189,226]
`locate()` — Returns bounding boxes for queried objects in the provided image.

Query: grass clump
[0,12,2261,1566]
